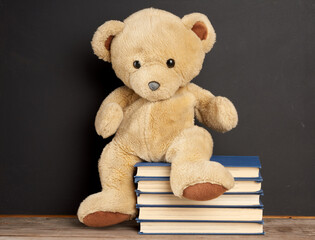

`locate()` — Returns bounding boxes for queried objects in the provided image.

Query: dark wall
[0,0,314,216]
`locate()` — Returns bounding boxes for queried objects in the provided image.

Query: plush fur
[78,8,238,227]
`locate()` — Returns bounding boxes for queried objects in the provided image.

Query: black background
[0,0,314,216]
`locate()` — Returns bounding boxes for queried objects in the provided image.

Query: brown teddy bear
[78,8,238,227]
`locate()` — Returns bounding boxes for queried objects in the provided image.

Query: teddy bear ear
[182,13,216,53]
[91,20,125,62]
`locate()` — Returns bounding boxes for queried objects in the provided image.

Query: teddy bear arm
[95,86,139,138]
[187,83,238,133]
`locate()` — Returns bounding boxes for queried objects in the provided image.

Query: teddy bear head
[92,8,216,101]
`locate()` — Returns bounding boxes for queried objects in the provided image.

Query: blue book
[135,156,261,178]
[136,219,264,223]
[134,176,263,182]
[136,205,263,222]
[136,219,264,235]
[134,176,262,194]
[135,155,261,168]
[135,190,263,207]
[136,202,264,209]
[135,189,264,196]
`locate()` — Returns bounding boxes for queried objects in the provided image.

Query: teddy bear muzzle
[148,81,160,91]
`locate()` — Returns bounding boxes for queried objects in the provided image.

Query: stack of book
[134,156,264,235]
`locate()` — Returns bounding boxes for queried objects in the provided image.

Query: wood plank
[0,217,314,239]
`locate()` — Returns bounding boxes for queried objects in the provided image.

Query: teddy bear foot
[183,182,227,201]
[83,211,130,227]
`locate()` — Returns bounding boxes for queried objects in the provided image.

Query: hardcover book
[135,156,261,178]
[137,206,264,221]
[137,220,264,235]
[135,176,263,193]
[136,191,263,206]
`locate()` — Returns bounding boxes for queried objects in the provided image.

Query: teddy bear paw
[170,160,234,198]
[95,102,124,138]
[83,211,131,227]
[208,96,238,132]
[183,182,227,201]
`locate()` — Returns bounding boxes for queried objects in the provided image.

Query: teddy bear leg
[166,126,235,201]
[77,140,140,227]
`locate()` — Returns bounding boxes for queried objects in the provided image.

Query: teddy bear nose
[148,81,160,91]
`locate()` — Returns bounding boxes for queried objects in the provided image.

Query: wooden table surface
[0,217,314,239]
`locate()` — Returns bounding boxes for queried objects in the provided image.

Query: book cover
[135,189,264,195]
[134,175,263,183]
[135,156,261,168]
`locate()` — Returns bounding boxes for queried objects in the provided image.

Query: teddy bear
[78,8,238,227]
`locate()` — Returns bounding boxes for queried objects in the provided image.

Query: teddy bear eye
[166,59,175,68]
[133,60,141,69]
